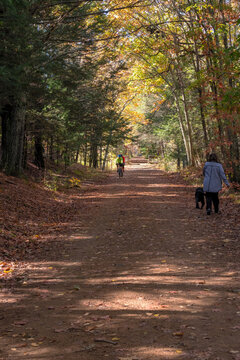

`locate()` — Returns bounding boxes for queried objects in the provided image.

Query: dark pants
[206,192,219,213]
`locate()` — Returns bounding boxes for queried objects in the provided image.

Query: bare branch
[34,1,155,24]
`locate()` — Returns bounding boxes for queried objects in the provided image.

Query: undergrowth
[26,162,109,192]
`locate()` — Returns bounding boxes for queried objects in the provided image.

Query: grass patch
[42,163,109,191]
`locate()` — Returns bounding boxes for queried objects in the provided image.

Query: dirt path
[1,160,240,360]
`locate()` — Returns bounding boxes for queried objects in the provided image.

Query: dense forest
[1,0,240,182]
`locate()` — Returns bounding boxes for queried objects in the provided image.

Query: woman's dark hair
[208,153,218,162]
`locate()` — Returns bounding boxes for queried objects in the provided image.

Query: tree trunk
[197,87,208,149]
[219,1,240,181]
[34,135,45,169]
[56,146,60,165]
[177,143,181,170]
[23,131,28,169]
[75,146,80,163]
[99,145,102,168]
[193,41,209,148]
[84,143,87,166]
[172,36,194,165]
[50,136,54,161]
[180,91,194,165]
[102,131,112,171]
[92,144,98,168]
[64,145,70,169]
[0,98,26,176]
[185,2,209,149]
[173,93,190,165]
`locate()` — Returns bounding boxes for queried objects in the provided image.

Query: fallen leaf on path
[54,328,66,333]
[172,332,184,337]
[94,338,117,345]
[13,321,27,326]
[85,326,96,332]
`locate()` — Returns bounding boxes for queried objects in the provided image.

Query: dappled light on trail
[134,346,188,359]
[1,159,240,359]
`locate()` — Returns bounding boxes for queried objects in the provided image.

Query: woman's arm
[219,164,230,187]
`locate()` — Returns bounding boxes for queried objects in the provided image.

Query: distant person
[116,154,124,172]
[121,154,125,172]
[203,153,230,215]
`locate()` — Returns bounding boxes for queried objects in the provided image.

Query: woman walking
[203,153,230,215]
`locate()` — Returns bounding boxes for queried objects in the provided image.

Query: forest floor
[0,158,240,360]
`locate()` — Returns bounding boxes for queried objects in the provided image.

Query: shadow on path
[1,162,239,360]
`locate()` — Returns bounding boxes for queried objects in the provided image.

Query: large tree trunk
[0,98,26,176]
[92,144,98,168]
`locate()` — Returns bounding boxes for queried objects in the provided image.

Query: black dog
[195,187,205,209]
